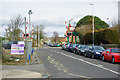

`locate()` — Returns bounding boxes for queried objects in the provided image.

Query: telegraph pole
[38,25,39,46]
[37,25,38,46]
[24,17,26,41]
[28,10,33,40]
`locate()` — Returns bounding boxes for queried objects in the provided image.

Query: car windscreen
[93,46,105,51]
[73,44,78,48]
[111,49,120,53]
[81,45,88,49]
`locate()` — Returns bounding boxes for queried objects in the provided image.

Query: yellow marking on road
[47,56,90,79]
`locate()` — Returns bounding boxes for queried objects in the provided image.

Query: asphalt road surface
[37,45,120,79]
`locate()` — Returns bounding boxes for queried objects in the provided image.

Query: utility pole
[24,17,26,41]
[37,25,38,47]
[28,10,33,40]
[83,24,85,45]
[90,3,94,46]
[38,25,39,46]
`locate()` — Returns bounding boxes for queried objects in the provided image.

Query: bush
[84,28,119,44]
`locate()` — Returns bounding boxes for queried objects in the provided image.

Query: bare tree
[110,18,118,28]
[5,15,24,41]
[53,31,59,42]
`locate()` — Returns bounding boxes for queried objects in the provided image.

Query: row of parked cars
[44,42,61,47]
[62,43,120,64]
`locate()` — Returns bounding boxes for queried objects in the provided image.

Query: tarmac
[0,47,47,79]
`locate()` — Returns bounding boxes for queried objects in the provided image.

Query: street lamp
[28,10,33,40]
[90,3,94,46]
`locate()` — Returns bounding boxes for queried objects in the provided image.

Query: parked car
[44,42,47,45]
[85,46,105,59]
[65,43,72,52]
[102,48,120,63]
[49,43,54,47]
[62,43,67,50]
[77,45,89,55]
[53,43,61,47]
[4,41,18,49]
[70,44,79,53]
[76,44,83,54]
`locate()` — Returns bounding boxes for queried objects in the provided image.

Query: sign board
[11,44,24,55]
[69,27,75,32]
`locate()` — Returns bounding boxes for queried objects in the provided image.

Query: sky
[0,0,119,37]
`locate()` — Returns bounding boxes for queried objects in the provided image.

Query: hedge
[83,28,119,44]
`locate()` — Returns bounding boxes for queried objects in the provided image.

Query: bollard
[29,54,31,61]
[31,48,34,55]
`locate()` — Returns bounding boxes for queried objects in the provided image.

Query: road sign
[69,27,75,32]
[11,44,24,55]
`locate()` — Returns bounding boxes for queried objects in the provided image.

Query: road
[37,45,120,79]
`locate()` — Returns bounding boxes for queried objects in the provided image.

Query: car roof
[109,48,120,49]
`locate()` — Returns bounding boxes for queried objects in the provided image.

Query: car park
[85,46,105,59]
[102,48,120,63]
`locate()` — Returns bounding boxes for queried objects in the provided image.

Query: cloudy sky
[0,0,119,37]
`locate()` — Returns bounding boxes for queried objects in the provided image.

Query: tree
[33,25,45,46]
[76,15,109,43]
[52,31,59,42]
[5,15,24,41]
[76,15,109,30]
[33,25,45,40]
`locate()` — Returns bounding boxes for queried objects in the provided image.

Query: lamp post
[90,3,94,46]
[28,10,33,40]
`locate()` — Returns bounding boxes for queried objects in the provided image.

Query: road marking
[49,49,120,75]
[47,56,90,78]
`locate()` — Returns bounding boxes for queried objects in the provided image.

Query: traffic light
[23,33,29,38]
[67,33,71,36]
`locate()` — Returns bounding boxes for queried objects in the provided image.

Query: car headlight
[81,50,84,52]
[96,52,100,54]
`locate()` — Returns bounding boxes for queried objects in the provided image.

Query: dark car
[4,41,18,49]
[65,43,72,52]
[70,44,79,53]
[85,46,105,59]
[76,45,89,55]
[76,44,83,54]
[62,43,67,50]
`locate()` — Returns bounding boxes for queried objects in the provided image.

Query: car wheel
[112,57,115,64]
[92,54,95,59]
[79,51,81,55]
[102,55,105,61]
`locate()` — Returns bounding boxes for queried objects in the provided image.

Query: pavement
[1,47,48,79]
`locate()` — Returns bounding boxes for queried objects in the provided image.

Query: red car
[102,48,120,63]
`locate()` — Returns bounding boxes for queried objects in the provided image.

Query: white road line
[50,49,120,75]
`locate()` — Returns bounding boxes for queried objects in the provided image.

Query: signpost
[11,44,24,55]
[11,41,24,55]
